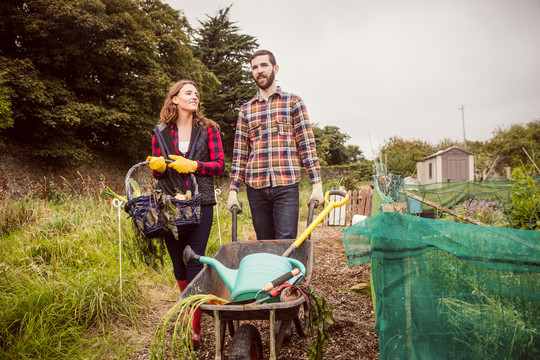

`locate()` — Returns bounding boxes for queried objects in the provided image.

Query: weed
[363,312,374,319]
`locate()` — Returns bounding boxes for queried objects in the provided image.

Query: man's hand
[146,156,166,173]
[168,155,198,174]
[308,182,324,207]
[227,190,242,212]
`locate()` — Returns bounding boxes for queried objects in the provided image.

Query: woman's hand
[146,156,166,173]
[168,155,198,174]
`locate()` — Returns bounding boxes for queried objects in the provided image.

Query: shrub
[507,168,540,230]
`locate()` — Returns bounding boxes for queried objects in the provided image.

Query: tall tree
[312,125,364,165]
[486,119,540,173]
[191,5,258,156]
[345,144,365,164]
[379,137,436,177]
[312,125,329,166]
[0,0,217,164]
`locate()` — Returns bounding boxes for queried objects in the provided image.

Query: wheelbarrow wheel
[229,324,263,360]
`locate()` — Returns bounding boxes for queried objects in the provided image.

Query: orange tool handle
[261,268,301,292]
[268,283,291,297]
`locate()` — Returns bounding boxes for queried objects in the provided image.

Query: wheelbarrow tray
[179,238,314,321]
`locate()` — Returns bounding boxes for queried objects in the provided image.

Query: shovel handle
[262,268,301,292]
[324,189,349,207]
[282,190,349,257]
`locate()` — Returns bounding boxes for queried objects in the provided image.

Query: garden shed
[416,146,475,185]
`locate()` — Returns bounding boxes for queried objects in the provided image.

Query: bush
[507,168,540,230]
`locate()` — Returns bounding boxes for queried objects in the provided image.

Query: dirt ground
[132,226,379,360]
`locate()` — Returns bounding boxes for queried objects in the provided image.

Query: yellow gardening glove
[308,182,324,208]
[146,156,166,173]
[168,154,198,174]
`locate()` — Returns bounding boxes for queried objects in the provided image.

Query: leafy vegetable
[285,284,334,360]
[151,294,227,359]
[129,178,141,198]
[155,191,179,240]
[103,186,127,204]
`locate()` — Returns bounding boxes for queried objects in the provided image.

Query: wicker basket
[123,161,202,239]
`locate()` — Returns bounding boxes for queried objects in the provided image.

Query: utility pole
[459,105,467,150]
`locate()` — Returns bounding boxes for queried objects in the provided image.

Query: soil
[131,225,379,360]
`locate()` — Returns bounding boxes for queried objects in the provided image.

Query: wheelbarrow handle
[231,207,238,243]
[306,202,315,241]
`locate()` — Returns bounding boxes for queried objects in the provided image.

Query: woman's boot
[177,280,187,292]
[191,308,202,346]
[177,279,201,345]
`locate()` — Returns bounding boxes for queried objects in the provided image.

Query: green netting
[345,166,540,359]
[343,213,540,360]
[375,174,540,230]
[404,181,515,215]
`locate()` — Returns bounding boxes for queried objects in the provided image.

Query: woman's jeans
[164,204,213,283]
[246,183,299,240]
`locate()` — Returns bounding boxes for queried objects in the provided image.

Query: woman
[146,80,224,346]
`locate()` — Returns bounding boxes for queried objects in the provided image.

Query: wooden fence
[325,188,373,226]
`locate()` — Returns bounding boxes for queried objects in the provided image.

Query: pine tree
[192,5,258,156]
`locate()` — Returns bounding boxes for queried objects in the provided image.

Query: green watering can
[183,246,306,302]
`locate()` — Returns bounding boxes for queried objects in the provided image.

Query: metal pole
[460,105,467,150]
[113,199,123,295]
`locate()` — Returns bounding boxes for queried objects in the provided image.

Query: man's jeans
[246,183,299,240]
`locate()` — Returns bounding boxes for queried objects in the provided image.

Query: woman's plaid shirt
[151,124,224,179]
[230,86,321,192]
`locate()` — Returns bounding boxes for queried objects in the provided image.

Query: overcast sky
[165,0,540,159]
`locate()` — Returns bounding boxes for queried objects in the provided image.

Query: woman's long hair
[159,80,219,130]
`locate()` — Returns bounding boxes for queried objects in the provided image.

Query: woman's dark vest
[154,122,216,206]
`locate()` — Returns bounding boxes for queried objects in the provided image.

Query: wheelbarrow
[179,190,349,360]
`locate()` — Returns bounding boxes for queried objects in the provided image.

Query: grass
[440,292,540,359]
[0,192,151,359]
[0,175,320,359]
[430,251,540,360]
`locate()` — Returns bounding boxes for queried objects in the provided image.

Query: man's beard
[255,70,275,90]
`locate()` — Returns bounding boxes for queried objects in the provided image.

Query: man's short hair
[251,50,276,66]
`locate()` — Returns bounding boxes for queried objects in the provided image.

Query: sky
[164,0,540,160]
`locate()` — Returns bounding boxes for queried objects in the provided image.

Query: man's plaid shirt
[230,86,321,192]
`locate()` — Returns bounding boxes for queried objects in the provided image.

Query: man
[228,49,323,240]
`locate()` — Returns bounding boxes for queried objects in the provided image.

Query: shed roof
[423,146,475,160]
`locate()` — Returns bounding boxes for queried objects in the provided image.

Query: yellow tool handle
[282,190,349,257]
